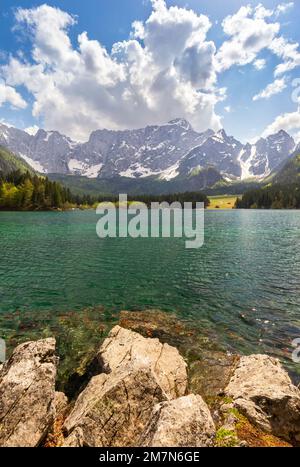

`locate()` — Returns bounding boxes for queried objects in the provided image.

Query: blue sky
[0,0,300,142]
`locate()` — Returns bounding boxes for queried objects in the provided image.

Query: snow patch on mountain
[68,159,103,178]
[19,154,46,173]
[159,162,180,181]
[84,164,103,178]
[238,146,256,180]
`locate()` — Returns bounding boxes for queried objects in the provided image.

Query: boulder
[225,354,300,442]
[139,394,216,447]
[0,338,57,447]
[63,366,168,447]
[97,325,187,399]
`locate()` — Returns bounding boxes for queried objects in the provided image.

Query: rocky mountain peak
[0,120,296,183]
[167,118,193,131]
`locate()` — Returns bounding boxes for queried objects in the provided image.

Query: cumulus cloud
[2,1,300,141]
[216,5,280,72]
[2,1,222,140]
[262,109,300,137]
[0,80,27,109]
[253,58,266,70]
[253,77,287,101]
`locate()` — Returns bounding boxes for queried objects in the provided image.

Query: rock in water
[225,354,300,442]
[0,338,57,447]
[97,325,188,399]
[139,394,216,447]
[63,366,168,447]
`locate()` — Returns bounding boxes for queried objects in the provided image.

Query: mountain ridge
[0,120,296,185]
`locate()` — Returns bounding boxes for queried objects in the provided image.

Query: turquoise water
[1,209,300,376]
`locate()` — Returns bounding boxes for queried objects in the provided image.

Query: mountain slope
[49,167,223,196]
[272,150,300,185]
[0,146,35,176]
[179,129,243,178]
[236,148,300,209]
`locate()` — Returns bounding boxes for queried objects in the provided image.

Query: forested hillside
[236,184,300,209]
[0,171,78,210]
[0,146,34,175]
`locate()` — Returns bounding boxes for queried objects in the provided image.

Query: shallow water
[0,209,300,377]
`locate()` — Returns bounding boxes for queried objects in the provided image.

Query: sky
[0,0,300,143]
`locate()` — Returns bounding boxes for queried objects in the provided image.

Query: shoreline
[0,312,298,447]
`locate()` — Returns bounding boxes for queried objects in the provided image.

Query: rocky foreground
[0,322,300,447]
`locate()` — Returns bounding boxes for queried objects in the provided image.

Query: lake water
[1,209,300,378]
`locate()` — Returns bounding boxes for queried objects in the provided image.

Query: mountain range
[0,119,298,187]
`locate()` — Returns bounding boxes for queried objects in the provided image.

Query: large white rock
[63,325,189,447]
[97,325,188,399]
[0,338,57,447]
[225,354,300,442]
[139,394,216,447]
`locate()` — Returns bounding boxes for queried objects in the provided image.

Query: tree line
[0,171,80,210]
[235,184,300,209]
[0,170,209,210]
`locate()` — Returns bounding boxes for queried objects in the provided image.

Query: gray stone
[0,338,57,447]
[225,354,300,442]
[139,394,216,447]
[97,325,187,399]
[63,366,168,447]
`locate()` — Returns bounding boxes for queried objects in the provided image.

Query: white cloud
[224,106,231,113]
[0,80,27,109]
[216,5,280,71]
[253,77,287,101]
[262,109,300,137]
[269,36,300,76]
[2,2,222,140]
[253,58,266,70]
[14,5,77,68]
[275,2,294,16]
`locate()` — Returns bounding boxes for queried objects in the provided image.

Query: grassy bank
[207,195,238,210]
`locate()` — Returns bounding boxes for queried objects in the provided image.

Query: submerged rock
[225,354,300,443]
[140,394,216,447]
[97,325,188,399]
[189,350,239,399]
[0,338,57,447]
